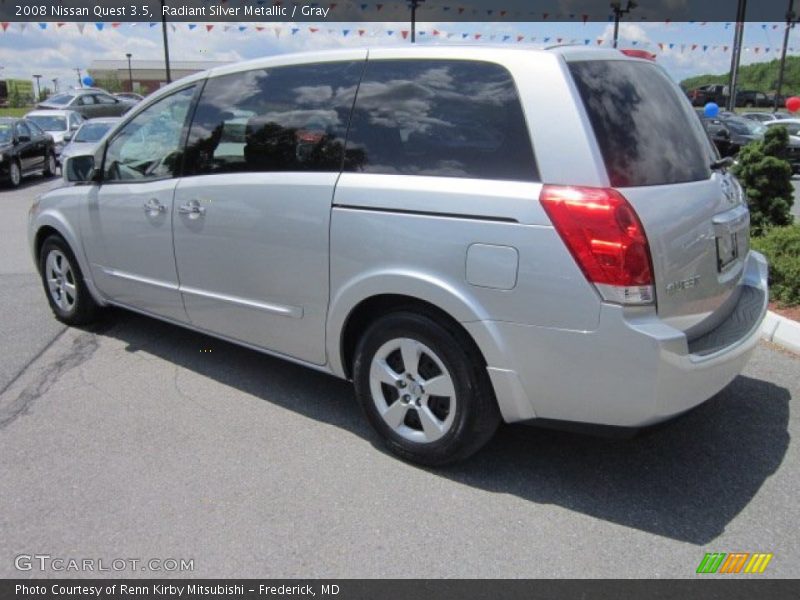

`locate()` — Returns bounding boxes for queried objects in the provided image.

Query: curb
[761,311,800,354]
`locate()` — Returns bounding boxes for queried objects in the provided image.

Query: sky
[3,20,800,92]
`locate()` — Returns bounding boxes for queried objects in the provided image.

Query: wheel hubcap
[45,250,77,312]
[369,337,456,443]
[49,155,56,173]
[11,164,20,185]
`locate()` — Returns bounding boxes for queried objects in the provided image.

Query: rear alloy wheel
[8,160,21,188]
[43,152,57,177]
[39,236,98,325]
[353,311,500,466]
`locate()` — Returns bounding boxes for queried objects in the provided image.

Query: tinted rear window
[345,59,538,181]
[569,60,713,187]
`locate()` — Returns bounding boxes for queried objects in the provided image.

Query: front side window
[26,120,45,136]
[16,121,32,139]
[104,86,195,182]
[344,59,538,181]
[184,61,363,175]
[94,94,118,105]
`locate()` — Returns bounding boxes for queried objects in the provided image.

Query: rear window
[569,60,714,187]
[46,94,74,106]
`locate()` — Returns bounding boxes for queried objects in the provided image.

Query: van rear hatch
[566,57,750,335]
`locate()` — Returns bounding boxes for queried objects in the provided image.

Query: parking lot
[1,176,798,578]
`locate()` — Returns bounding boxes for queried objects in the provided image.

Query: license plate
[716,232,739,272]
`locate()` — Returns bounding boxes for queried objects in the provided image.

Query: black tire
[8,160,22,188]
[353,310,501,466]
[38,235,99,326]
[43,151,57,177]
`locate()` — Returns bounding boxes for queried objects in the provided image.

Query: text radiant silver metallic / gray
[28,45,769,465]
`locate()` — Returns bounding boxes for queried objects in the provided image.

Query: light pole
[33,74,42,101]
[160,0,172,84]
[75,68,82,88]
[610,1,637,48]
[727,0,748,113]
[775,0,796,111]
[409,0,425,43]
[126,53,133,93]
[52,78,58,93]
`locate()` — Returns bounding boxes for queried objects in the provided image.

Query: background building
[87,60,230,94]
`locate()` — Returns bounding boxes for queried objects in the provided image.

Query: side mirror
[63,133,73,143]
[64,154,98,183]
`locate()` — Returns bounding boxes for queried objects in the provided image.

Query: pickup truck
[687,84,728,106]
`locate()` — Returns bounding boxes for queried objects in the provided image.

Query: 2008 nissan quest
[29,46,768,465]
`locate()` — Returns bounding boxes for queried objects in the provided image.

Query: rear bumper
[467,251,769,427]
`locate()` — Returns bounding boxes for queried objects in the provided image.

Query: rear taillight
[540,185,655,305]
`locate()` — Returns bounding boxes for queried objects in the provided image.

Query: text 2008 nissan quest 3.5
[28,47,768,465]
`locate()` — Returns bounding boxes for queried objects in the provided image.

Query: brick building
[87,60,230,95]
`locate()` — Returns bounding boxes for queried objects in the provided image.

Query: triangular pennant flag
[206,24,214,32]
[309,27,319,33]
[95,22,104,31]
[401,30,409,39]
[517,35,524,42]
[38,23,47,30]
[342,29,350,36]
[358,29,365,36]
[149,22,157,28]
[291,28,299,35]
[188,23,197,30]
[1,22,9,32]
[112,22,121,28]
[77,23,86,34]
[57,22,66,28]
[475,33,482,40]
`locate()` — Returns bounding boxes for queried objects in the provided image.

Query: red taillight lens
[540,185,654,304]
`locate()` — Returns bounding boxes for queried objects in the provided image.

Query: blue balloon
[82,76,94,87]
[704,102,720,118]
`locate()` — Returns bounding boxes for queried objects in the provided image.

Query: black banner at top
[0,0,796,23]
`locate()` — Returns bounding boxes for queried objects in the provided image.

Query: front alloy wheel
[39,235,98,325]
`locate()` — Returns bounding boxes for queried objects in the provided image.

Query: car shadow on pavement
[95,309,791,546]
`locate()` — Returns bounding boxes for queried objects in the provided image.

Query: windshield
[45,94,74,106]
[726,118,766,136]
[0,123,12,144]
[27,115,67,132]
[74,121,114,143]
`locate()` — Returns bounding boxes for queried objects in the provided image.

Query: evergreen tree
[732,126,795,235]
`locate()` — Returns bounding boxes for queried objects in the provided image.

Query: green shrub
[732,126,795,235]
[751,225,800,306]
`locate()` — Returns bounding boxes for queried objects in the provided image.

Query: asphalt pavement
[0,177,798,578]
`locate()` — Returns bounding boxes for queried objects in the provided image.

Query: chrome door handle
[178,200,206,217]
[143,199,167,215]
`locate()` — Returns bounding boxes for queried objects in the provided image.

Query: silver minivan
[29,47,768,465]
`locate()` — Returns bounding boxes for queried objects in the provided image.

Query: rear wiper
[710,156,734,171]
